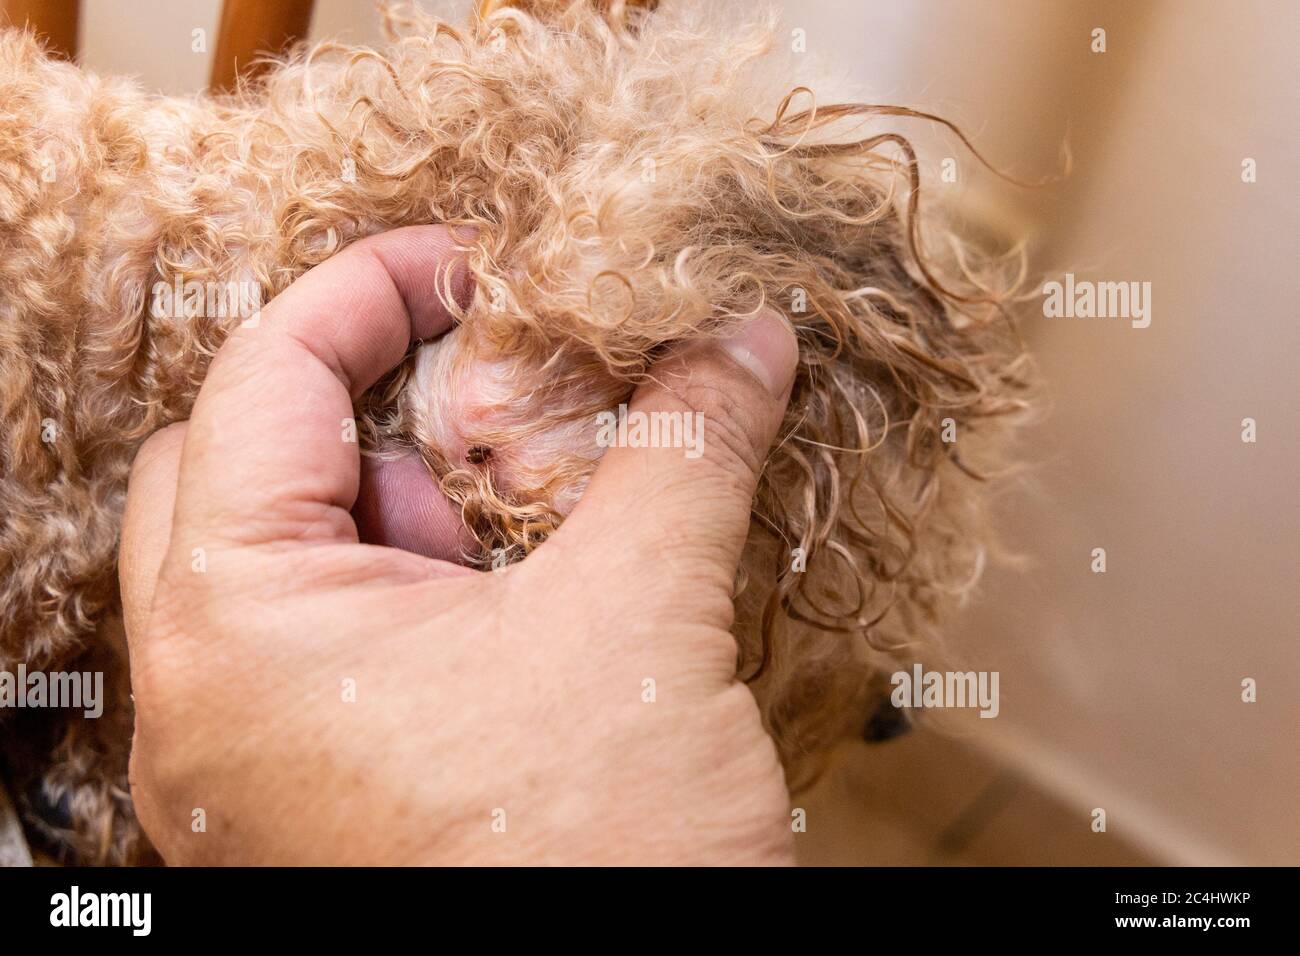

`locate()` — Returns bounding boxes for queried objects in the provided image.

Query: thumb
[552,307,798,618]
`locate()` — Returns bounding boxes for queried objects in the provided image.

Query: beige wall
[79,0,216,94]
[77,0,393,93]
[788,0,1299,864]
[982,0,1298,865]
[71,1,1300,863]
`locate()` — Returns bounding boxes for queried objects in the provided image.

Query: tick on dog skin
[465,444,493,465]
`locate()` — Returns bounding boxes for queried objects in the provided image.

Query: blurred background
[6,0,1296,865]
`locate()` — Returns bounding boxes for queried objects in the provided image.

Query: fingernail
[720,308,798,397]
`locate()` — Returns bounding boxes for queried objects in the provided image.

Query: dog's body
[0,2,1029,863]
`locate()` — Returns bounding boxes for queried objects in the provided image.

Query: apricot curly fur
[0,1,1031,863]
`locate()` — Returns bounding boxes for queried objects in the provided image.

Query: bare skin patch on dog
[405,328,624,517]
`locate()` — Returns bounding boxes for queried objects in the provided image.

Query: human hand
[119,225,799,865]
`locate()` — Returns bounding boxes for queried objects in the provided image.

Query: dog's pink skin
[356,328,620,560]
[409,329,613,515]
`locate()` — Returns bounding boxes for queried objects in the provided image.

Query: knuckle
[663,367,769,481]
[701,406,765,490]
[128,573,203,713]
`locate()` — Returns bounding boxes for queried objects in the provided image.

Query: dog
[0,0,1032,863]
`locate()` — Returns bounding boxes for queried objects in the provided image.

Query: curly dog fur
[0,0,1031,863]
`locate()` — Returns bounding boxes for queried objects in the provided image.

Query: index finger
[170,225,474,551]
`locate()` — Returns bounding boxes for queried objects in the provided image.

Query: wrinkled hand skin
[119,226,799,865]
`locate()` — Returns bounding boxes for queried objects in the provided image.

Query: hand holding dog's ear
[120,226,796,865]
[551,307,797,626]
